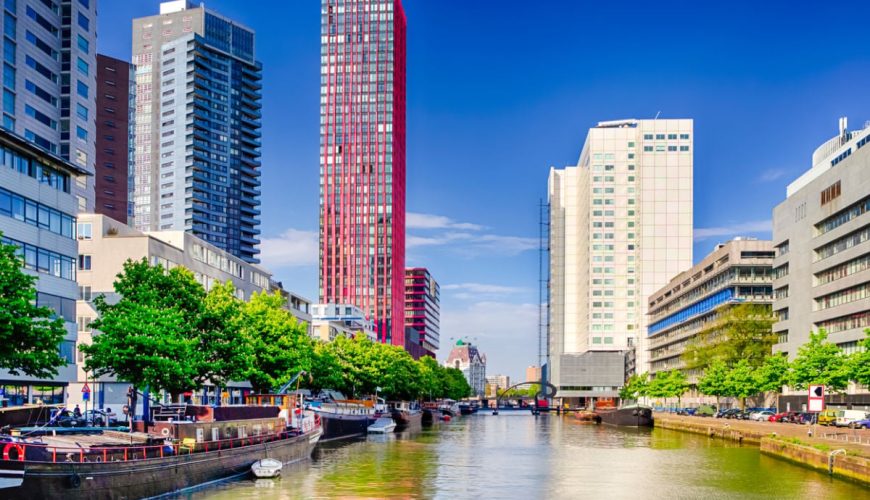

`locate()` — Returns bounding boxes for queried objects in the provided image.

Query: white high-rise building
[548,118,693,405]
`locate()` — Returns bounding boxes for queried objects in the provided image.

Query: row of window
[816,310,870,335]
[816,194,870,236]
[648,287,734,335]
[642,145,690,152]
[643,133,690,140]
[1,235,75,280]
[0,186,75,237]
[1,143,71,192]
[815,225,870,261]
[815,253,870,287]
[816,280,870,310]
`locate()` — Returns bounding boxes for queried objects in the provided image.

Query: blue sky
[100,1,870,381]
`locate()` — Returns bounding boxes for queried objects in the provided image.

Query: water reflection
[193,414,868,499]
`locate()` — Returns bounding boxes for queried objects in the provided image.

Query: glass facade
[404,268,439,357]
[319,0,407,346]
[131,6,262,263]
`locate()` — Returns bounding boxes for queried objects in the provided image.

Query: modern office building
[319,0,408,348]
[131,0,263,263]
[310,303,377,342]
[772,118,870,368]
[71,212,278,410]
[0,128,89,406]
[525,365,541,383]
[404,267,440,358]
[94,54,134,224]
[647,239,774,383]
[445,339,486,397]
[548,118,693,405]
[1,0,98,211]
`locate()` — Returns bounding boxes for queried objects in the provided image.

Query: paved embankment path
[655,413,870,486]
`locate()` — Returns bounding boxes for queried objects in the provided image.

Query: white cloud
[407,231,537,256]
[259,228,319,268]
[442,283,528,294]
[406,212,483,231]
[758,168,789,183]
[442,282,530,301]
[439,301,539,381]
[694,220,771,241]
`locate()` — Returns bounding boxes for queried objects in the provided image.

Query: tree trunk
[740,396,746,411]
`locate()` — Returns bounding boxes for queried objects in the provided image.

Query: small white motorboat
[367,417,397,434]
[251,458,283,479]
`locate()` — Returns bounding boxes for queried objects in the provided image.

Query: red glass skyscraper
[319,0,407,347]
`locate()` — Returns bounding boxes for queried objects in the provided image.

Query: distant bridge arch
[495,381,557,407]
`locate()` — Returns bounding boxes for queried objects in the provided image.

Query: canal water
[192,413,868,499]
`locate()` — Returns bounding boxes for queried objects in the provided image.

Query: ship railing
[5,428,305,464]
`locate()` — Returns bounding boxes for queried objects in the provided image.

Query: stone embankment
[655,414,870,486]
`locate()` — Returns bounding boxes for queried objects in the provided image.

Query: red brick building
[95,54,132,223]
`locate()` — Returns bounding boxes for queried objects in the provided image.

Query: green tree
[241,290,313,393]
[619,372,649,402]
[200,281,251,390]
[0,236,67,377]
[443,367,472,400]
[725,359,760,410]
[850,329,870,388]
[647,370,689,405]
[82,259,208,400]
[755,353,790,394]
[697,359,729,407]
[307,340,344,394]
[790,329,850,393]
[418,356,446,401]
[682,303,776,371]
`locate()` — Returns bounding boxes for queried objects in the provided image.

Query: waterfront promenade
[655,413,870,485]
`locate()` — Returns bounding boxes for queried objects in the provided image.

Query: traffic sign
[808,385,825,412]
[82,383,91,394]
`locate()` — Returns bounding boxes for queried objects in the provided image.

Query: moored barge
[0,397,321,499]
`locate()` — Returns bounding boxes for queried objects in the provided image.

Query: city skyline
[98,1,870,380]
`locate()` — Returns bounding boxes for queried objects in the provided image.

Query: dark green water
[193,413,869,499]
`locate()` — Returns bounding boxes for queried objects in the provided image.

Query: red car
[768,412,789,422]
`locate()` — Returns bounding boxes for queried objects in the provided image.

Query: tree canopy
[0,236,67,378]
[682,303,776,371]
[790,329,850,393]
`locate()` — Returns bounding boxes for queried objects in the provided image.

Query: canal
[192,413,868,499]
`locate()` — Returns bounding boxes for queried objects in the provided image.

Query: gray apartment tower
[773,118,870,360]
[1,0,98,211]
[131,1,262,263]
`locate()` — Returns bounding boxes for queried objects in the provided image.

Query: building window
[76,103,88,120]
[76,80,88,98]
[77,12,89,31]
[78,254,91,270]
[821,180,841,206]
[75,126,87,140]
[77,222,92,239]
[77,34,89,53]
[78,285,92,301]
[76,57,89,76]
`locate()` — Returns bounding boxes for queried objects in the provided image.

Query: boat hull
[391,410,423,431]
[596,407,654,427]
[2,430,320,500]
[318,413,372,442]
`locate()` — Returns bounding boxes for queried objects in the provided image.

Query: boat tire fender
[161,427,171,437]
[68,473,82,489]
[2,443,24,461]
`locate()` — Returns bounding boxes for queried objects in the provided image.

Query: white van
[834,409,869,427]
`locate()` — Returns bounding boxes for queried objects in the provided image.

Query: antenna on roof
[654,111,661,120]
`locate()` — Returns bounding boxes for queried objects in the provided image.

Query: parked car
[719,408,740,419]
[750,410,775,421]
[695,404,716,417]
[768,412,789,422]
[676,407,697,416]
[818,409,839,426]
[849,418,870,429]
[798,412,817,425]
[835,410,869,428]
